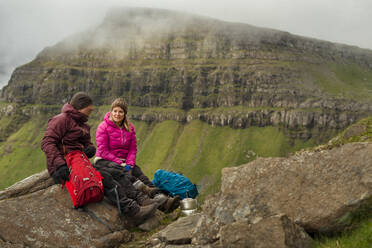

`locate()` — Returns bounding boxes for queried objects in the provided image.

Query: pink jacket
[96,112,137,166]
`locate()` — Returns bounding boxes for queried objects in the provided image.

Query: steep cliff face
[2,7,372,132]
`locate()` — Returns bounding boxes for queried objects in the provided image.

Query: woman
[95,98,180,213]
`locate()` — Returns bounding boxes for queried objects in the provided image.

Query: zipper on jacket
[121,129,123,145]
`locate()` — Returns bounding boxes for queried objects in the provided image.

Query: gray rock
[344,124,367,139]
[191,215,220,245]
[0,170,53,200]
[138,210,165,232]
[153,214,202,245]
[218,214,313,248]
[203,142,372,233]
[0,240,25,248]
[0,170,161,248]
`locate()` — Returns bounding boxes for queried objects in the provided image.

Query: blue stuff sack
[152,169,198,199]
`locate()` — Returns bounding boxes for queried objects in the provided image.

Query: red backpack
[63,150,104,208]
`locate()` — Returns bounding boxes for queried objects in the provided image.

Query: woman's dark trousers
[94,160,142,216]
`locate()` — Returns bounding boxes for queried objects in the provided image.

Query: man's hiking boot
[138,193,168,207]
[138,197,157,206]
[131,202,157,222]
[159,195,181,213]
[136,192,157,206]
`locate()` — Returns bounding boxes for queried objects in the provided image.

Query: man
[41,92,157,222]
[41,92,96,183]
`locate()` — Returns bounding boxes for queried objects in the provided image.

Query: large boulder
[0,170,161,248]
[203,142,372,234]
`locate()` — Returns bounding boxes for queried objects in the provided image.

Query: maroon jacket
[41,104,94,175]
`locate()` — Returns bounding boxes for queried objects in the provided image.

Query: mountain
[2,8,372,139]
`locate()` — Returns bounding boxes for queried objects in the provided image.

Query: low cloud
[1,0,371,88]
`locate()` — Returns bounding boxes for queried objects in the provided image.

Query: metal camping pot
[180,197,198,215]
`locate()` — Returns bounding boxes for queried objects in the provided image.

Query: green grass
[0,116,48,189]
[312,63,372,100]
[314,215,372,248]
[331,116,372,144]
[136,120,182,174]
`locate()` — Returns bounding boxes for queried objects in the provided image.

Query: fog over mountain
[1,0,372,89]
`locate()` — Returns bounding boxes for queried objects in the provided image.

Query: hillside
[0,103,317,197]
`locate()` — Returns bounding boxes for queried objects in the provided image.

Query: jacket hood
[62,103,88,123]
[104,112,117,128]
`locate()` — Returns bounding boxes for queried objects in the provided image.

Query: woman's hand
[121,163,132,175]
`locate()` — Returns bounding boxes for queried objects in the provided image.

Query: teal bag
[152,169,198,199]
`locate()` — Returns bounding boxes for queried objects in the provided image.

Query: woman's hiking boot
[134,180,161,198]
[159,195,181,213]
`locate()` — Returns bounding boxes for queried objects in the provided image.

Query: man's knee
[99,171,116,189]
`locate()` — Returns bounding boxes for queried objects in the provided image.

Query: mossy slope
[0,112,316,194]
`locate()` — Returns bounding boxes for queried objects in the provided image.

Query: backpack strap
[107,186,122,216]
[80,207,114,233]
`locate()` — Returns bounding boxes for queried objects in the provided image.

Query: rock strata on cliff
[2,8,372,135]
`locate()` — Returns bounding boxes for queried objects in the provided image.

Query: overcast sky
[1,0,372,88]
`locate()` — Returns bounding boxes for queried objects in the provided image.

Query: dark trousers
[94,160,142,216]
[127,164,155,187]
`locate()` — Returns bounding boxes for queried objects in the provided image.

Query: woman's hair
[110,98,131,132]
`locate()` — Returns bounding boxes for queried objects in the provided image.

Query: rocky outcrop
[1,102,363,144]
[0,170,163,248]
[0,103,60,142]
[203,142,372,234]
[132,106,367,130]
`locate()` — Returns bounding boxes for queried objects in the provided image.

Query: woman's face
[111,107,125,123]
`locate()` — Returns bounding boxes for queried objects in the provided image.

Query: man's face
[79,105,94,117]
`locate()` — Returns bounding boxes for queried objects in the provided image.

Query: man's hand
[83,146,96,158]
[52,164,70,184]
